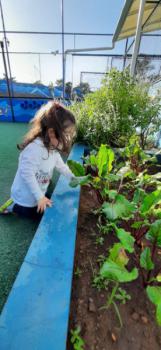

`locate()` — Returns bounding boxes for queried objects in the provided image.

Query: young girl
[2,101,76,219]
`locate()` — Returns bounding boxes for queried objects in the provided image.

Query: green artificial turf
[0,122,59,312]
[0,122,38,311]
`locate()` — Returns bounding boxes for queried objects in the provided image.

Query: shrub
[71,69,161,149]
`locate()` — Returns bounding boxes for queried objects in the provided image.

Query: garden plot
[67,140,161,350]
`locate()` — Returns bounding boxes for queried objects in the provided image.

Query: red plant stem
[90,184,104,205]
[123,220,131,232]
[134,250,145,287]
[135,227,148,241]
[152,240,157,261]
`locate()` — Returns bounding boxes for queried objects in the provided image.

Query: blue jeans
[12,180,54,220]
[13,203,42,220]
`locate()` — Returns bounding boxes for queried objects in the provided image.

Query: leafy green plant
[121,135,152,175]
[98,243,138,327]
[115,287,131,304]
[101,194,135,221]
[70,327,85,350]
[100,243,138,283]
[74,267,82,278]
[68,141,161,327]
[95,236,104,246]
[92,274,109,291]
[68,144,121,204]
[97,222,111,235]
[71,69,161,149]
[100,281,123,328]
[97,254,106,265]
[146,286,161,326]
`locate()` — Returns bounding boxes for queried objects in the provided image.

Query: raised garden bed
[67,138,161,350]
[68,186,161,350]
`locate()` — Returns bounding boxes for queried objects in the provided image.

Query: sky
[0,0,161,88]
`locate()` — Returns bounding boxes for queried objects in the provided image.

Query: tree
[74,82,91,95]
[55,79,72,98]
[65,82,72,97]
[55,79,63,86]
[136,57,160,83]
[33,80,43,85]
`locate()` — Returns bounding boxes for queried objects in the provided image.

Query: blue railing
[0,143,85,350]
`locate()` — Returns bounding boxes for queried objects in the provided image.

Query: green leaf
[140,247,154,271]
[156,274,161,282]
[97,145,114,176]
[140,190,161,214]
[147,286,161,326]
[147,286,161,305]
[157,303,161,326]
[146,220,161,247]
[115,227,135,253]
[100,261,138,283]
[106,173,120,182]
[104,190,118,200]
[131,221,144,229]
[108,243,129,266]
[117,166,136,179]
[153,209,161,219]
[69,175,91,188]
[89,154,97,166]
[133,188,146,206]
[67,160,85,176]
[102,194,135,221]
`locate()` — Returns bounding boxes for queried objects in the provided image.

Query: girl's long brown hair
[18,101,76,153]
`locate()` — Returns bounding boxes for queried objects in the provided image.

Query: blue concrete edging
[0,143,85,350]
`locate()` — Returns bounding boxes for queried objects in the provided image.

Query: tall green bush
[71,69,161,149]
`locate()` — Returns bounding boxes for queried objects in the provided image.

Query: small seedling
[92,274,109,291]
[97,223,111,235]
[74,267,82,278]
[115,287,131,304]
[100,282,123,328]
[95,236,104,246]
[70,326,85,350]
[97,254,106,265]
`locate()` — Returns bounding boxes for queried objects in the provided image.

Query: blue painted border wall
[0,143,84,350]
[0,98,48,122]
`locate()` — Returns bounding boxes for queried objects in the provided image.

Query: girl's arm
[19,143,44,202]
[55,152,74,180]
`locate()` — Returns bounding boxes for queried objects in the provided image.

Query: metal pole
[0,41,15,121]
[38,53,42,82]
[110,57,113,70]
[0,0,14,97]
[0,30,114,36]
[61,0,65,101]
[130,0,146,77]
[123,38,128,69]
[71,34,75,97]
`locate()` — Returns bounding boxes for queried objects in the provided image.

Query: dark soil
[67,186,161,350]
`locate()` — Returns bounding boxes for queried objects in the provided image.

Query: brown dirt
[67,186,161,350]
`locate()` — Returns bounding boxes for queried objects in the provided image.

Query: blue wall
[0,80,72,122]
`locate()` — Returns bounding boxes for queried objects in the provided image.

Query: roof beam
[113,0,134,42]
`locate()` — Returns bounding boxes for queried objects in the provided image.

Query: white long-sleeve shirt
[11,138,73,207]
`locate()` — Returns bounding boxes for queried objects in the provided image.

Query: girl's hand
[37,196,52,213]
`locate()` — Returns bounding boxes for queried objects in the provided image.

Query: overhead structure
[113,0,161,76]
